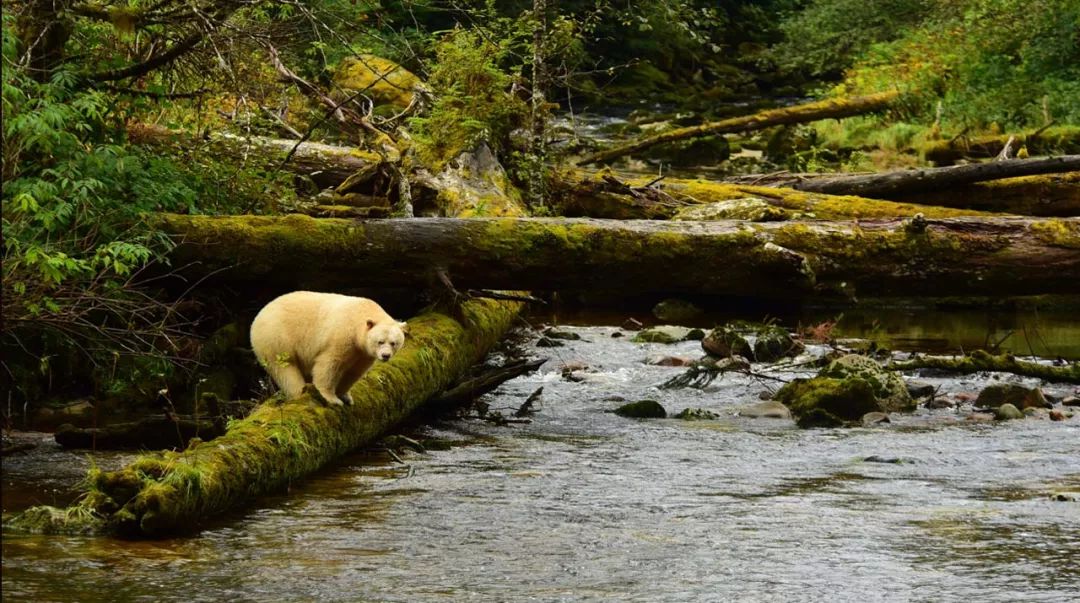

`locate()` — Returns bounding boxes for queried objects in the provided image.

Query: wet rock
[611,332,624,338]
[863,455,907,464]
[758,390,773,401]
[953,391,978,404]
[1049,491,1078,502]
[1023,407,1050,419]
[632,325,695,344]
[975,383,1050,410]
[536,337,564,348]
[905,380,936,400]
[702,325,752,358]
[1061,396,1080,407]
[613,400,667,419]
[652,298,703,323]
[925,397,955,409]
[819,354,914,413]
[621,318,644,331]
[752,325,804,363]
[994,403,1024,421]
[966,412,996,423]
[674,408,719,420]
[861,412,891,426]
[736,400,792,419]
[543,328,581,341]
[774,377,880,428]
[685,328,706,341]
[646,355,695,367]
[1049,409,1068,421]
[714,356,752,372]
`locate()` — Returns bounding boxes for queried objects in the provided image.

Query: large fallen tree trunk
[576,91,900,166]
[791,155,1080,198]
[153,214,1080,299]
[128,123,386,188]
[553,171,1001,221]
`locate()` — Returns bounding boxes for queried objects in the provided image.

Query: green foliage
[835,0,1080,128]
[408,28,530,168]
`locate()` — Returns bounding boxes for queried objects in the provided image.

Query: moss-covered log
[793,155,1080,198]
[3,296,522,536]
[893,173,1080,217]
[576,91,900,166]
[553,170,1000,220]
[150,213,1080,299]
[128,123,385,188]
[890,350,1080,384]
[918,126,1080,165]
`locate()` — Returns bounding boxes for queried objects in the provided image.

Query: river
[3,319,1079,602]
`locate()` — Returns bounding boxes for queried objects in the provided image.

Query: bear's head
[363,319,407,362]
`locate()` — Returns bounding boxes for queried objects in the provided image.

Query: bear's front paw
[340,394,354,406]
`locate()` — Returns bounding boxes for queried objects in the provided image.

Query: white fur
[250,291,407,406]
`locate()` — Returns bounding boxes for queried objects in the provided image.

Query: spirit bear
[250,291,407,406]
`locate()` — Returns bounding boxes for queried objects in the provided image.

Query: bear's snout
[380,352,392,361]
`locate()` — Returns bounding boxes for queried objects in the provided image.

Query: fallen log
[576,91,900,166]
[128,123,385,188]
[53,416,222,450]
[890,350,1080,384]
[792,155,1080,198]
[153,214,1080,299]
[553,171,999,221]
[3,295,523,536]
[918,126,1080,165]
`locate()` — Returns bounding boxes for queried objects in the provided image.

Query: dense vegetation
[2,0,1078,419]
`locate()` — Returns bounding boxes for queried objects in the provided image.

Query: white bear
[250,291,407,406]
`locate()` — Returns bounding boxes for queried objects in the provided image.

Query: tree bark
[151,214,1080,299]
[792,155,1080,198]
[576,91,900,166]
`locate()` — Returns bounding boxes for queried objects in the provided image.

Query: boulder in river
[774,377,881,428]
[702,325,752,358]
[994,403,1024,421]
[633,325,698,344]
[819,354,914,413]
[652,298,703,323]
[614,400,667,419]
[975,383,1050,410]
[674,408,720,420]
[752,325,805,363]
[736,400,793,420]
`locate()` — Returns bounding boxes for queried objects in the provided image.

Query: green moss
[1029,219,1080,249]
[333,55,420,109]
[819,354,913,412]
[774,377,880,428]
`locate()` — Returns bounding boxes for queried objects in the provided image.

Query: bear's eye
[378,340,386,345]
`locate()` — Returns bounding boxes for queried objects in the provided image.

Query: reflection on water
[4,325,1079,602]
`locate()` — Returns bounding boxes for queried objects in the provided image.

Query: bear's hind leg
[266,361,306,400]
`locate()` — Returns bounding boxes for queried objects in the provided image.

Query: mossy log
[890,350,1080,384]
[792,156,1080,198]
[151,214,1080,299]
[576,91,900,166]
[4,296,522,536]
[128,123,385,188]
[918,126,1080,165]
[895,173,1080,217]
[553,170,1000,220]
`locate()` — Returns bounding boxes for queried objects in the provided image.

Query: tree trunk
[151,214,1080,299]
[128,123,385,188]
[576,91,900,166]
[792,155,1080,198]
[918,127,1080,165]
[552,171,1000,220]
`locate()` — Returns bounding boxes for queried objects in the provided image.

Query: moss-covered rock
[674,407,720,420]
[702,325,753,358]
[994,403,1025,421]
[819,354,914,413]
[753,325,805,363]
[975,383,1050,410]
[614,400,667,419]
[633,326,697,344]
[333,55,422,109]
[775,377,881,428]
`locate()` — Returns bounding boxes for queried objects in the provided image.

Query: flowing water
[4,322,1079,602]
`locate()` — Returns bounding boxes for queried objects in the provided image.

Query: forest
[2,1,1079,600]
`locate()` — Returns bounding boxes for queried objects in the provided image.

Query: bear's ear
[399,321,409,334]
[366,319,376,330]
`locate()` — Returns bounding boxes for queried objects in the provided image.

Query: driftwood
[792,156,1080,198]
[153,214,1080,299]
[576,91,900,166]
[890,351,1080,384]
[428,358,547,409]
